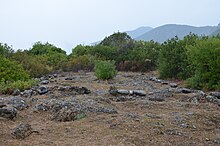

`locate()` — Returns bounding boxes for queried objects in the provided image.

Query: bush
[0,57,29,82]
[187,38,220,90]
[94,60,117,80]
[0,79,38,94]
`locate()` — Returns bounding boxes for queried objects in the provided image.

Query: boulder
[133,90,146,96]
[0,107,17,120]
[12,89,21,96]
[210,92,220,99]
[7,96,29,110]
[52,107,79,122]
[109,86,118,96]
[11,124,33,139]
[170,83,178,88]
[117,89,130,95]
[40,80,49,85]
[37,86,48,95]
[21,90,33,98]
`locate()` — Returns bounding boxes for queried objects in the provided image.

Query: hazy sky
[0,0,220,54]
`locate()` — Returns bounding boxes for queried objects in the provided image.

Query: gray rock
[149,77,157,81]
[7,96,29,110]
[12,89,21,96]
[210,92,220,99]
[155,79,162,83]
[161,81,169,85]
[177,88,192,94]
[37,86,48,95]
[133,90,146,96]
[206,95,217,102]
[117,89,129,95]
[149,96,165,102]
[11,124,33,139]
[52,107,79,122]
[191,97,199,104]
[21,90,33,98]
[170,83,178,88]
[0,107,17,120]
[41,80,49,85]
[145,113,161,119]
[213,139,220,144]
[109,86,118,96]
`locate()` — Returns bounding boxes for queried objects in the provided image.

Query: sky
[0,0,220,54]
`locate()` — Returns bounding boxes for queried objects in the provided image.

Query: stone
[7,96,29,110]
[145,113,161,119]
[37,86,48,95]
[210,92,220,99]
[109,86,118,96]
[161,81,169,85]
[11,124,33,139]
[170,83,178,88]
[149,96,165,102]
[52,107,79,122]
[0,107,17,120]
[21,90,33,98]
[206,95,217,102]
[70,86,91,94]
[41,80,49,85]
[176,88,192,94]
[149,77,157,81]
[117,89,129,95]
[133,90,146,96]
[12,89,21,96]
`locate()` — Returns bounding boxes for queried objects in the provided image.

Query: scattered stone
[213,139,220,144]
[117,89,130,95]
[6,96,29,110]
[12,89,21,96]
[191,97,199,105]
[205,95,218,102]
[161,81,169,85]
[109,86,118,96]
[37,86,48,95]
[58,86,90,94]
[170,83,178,88]
[149,96,165,102]
[210,92,220,99]
[149,77,157,81]
[176,88,192,94]
[11,124,33,139]
[155,79,162,83]
[21,90,33,98]
[0,107,17,120]
[145,113,162,119]
[123,112,139,119]
[65,77,74,81]
[133,90,146,96]
[41,80,49,85]
[115,96,135,102]
[52,107,79,122]
[165,129,183,136]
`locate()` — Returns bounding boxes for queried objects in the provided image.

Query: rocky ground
[0,72,220,146]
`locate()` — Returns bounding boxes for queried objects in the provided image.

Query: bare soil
[0,72,219,146]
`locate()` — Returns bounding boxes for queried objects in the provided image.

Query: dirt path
[0,72,219,146]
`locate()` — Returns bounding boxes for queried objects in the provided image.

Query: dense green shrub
[12,51,51,77]
[0,43,14,58]
[62,55,95,72]
[94,60,117,80]
[0,57,29,82]
[158,34,198,79]
[0,79,38,94]
[187,38,220,90]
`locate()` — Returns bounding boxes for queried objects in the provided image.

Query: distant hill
[211,24,220,36]
[136,24,218,42]
[126,26,153,39]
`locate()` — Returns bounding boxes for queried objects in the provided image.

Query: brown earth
[0,72,219,146]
